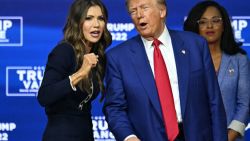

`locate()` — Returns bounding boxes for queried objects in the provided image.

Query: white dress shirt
[141,26,182,123]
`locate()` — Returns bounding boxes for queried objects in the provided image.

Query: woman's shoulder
[51,41,74,54]
[231,52,248,62]
[47,41,76,65]
[224,52,249,68]
[47,41,76,60]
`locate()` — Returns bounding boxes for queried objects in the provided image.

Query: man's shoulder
[118,35,141,47]
[106,35,140,54]
[169,29,205,41]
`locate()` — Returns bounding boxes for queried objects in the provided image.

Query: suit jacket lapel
[128,32,190,119]
[218,53,231,86]
[129,36,163,119]
[169,31,189,117]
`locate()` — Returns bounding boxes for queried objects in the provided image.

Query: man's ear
[159,6,167,18]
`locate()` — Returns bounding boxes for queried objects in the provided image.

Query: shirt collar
[141,26,171,49]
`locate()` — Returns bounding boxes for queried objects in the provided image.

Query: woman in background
[184,1,250,141]
[37,0,112,140]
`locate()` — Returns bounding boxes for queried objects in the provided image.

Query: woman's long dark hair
[184,0,246,55]
[63,0,112,101]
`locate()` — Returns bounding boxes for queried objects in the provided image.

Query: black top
[38,42,99,141]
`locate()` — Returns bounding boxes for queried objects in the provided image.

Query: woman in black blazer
[37,0,112,140]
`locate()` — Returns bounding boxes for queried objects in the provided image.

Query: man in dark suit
[103,0,228,141]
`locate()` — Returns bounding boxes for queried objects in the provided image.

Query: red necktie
[153,39,179,141]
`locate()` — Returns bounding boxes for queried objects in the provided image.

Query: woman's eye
[85,17,92,20]
[98,16,105,21]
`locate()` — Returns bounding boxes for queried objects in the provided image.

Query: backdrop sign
[0,0,249,141]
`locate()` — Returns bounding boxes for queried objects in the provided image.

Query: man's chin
[140,33,154,40]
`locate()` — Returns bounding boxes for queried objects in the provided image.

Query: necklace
[78,78,94,110]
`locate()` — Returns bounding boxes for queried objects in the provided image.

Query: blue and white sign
[0,0,249,141]
[0,16,23,47]
[232,16,250,46]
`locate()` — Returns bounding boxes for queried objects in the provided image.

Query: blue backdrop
[0,0,249,141]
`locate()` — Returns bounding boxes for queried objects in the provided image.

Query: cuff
[124,134,137,141]
[228,120,246,136]
[68,76,77,91]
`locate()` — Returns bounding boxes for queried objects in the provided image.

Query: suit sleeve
[201,39,228,141]
[37,43,75,107]
[103,51,135,141]
[228,54,250,135]
[234,55,250,124]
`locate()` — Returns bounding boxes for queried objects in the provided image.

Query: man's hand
[228,129,240,141]
[126,136,140,141]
